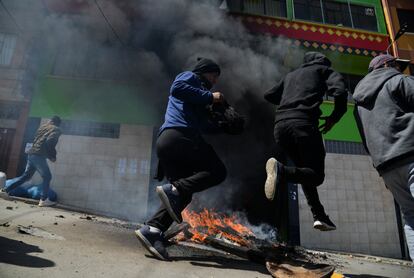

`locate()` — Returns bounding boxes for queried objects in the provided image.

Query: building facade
[381,0,414,75]
[227,0,406,259]
[3,0,410,260]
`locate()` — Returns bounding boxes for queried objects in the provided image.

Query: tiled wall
[47,123,154,222]
[299,153,401,258]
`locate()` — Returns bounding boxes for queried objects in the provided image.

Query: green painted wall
[320,102,361,142]
[325,52,371,76]
[285,47,371,75]
[30,76,162,125]
[285,0,387,34]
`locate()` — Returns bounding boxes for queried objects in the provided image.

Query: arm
[46,129,61,161]
[325,68,348,122]
[397,75,414,112]
[319,69,348,134]
[170,74,213,105]
[264,79,284,105]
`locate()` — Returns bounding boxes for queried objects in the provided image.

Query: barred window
[323,0,352,28]
[60,120,120,138]
[293,0,323,22]
[292,0,378,32]
[227,0,287,18]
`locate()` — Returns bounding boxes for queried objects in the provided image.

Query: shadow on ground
[0,236,55,268]
[144,254,268,274]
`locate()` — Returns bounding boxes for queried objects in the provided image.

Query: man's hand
[49,158,56,163]
[319,116,336,134]
[212,92,224,104]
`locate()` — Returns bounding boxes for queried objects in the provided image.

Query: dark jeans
[6,154,52,201]
[274,119,326,217]
[147,128,227,231]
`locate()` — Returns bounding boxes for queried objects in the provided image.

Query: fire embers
[165,208,336,278]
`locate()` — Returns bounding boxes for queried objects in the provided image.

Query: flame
[182,208,254,246]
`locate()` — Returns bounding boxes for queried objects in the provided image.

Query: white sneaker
[265,157,279,200]
[38,198,57,207]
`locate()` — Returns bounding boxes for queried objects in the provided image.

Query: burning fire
[181,208,254,246]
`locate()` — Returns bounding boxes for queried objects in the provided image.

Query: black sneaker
[264,157,282,200]
[313,214,336,231]
[156,184,183,223]
[135,225,169,260]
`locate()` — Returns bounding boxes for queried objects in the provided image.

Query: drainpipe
[381,0,399,57]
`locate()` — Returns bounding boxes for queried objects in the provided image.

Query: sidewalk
[0,197,412,278]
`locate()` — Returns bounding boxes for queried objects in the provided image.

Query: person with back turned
[353,54,413,266]
[135,58,227,260]
[264,52,348,231]
[2,116,62,207]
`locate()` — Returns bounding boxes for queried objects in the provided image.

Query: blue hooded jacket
[159,71,213,134]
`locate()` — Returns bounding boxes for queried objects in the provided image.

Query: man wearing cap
[3,116,62,207]
[264,52,348,231]
[353,54,414,264]
[135,58,227,260]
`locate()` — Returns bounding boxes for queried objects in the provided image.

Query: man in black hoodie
[264,52,347,231]
[353,54,413,264]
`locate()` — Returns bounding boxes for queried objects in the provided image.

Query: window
[292,0,378,32]
[350,4,377,32]
[60,120,120,138]
[0,33,17,66]
[293,0,323,22]
[396,9,414,33]
[227,0,287,18]
[323,0,352,28]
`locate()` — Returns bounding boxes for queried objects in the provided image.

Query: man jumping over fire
[135,58,227,260]
[263,52,348,231]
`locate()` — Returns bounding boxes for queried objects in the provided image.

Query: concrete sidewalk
[0,197,412,278]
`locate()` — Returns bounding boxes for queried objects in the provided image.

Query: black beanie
[192,57,221,76]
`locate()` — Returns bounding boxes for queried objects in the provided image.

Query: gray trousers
[382,163,414,263]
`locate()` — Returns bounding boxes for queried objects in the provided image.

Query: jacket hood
[302,52,331,67]
[353,68,401,106]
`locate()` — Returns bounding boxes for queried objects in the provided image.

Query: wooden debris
[266,260,334,278]
[164,222,190,240]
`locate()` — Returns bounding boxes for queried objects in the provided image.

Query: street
[0,197,412,278]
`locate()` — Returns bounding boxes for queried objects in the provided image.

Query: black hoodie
[264,52,347,124]
[353,67,414,172]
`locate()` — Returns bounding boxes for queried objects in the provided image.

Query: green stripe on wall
[320,102,362,142]
[29,76,162,125]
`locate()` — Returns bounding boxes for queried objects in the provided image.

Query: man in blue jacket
[135,58,226,260]
[353,54,413,265]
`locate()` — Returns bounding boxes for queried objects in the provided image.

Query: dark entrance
[0,128,15,173]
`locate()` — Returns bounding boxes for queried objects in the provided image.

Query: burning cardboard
[166,208,335,278]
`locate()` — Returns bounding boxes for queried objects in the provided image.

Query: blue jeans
[6,154,52,201]
[382,163,414,263]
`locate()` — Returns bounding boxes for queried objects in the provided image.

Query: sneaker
[264,157,282,200]
[313,214,336,231]
[156,184,183,223]
[38,198,57,207]
[135,225,169,260]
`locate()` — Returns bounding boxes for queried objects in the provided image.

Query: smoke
[17,0,306,223]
